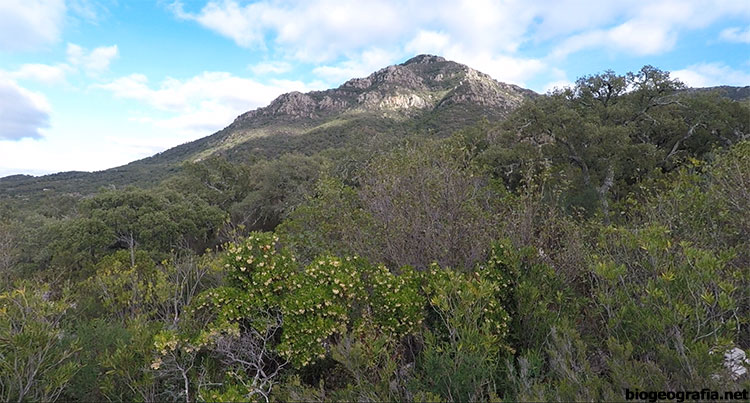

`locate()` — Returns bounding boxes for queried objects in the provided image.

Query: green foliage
[591,224,746,384]
[170,156,253,210]
[534,326,617,401]
[496,66,749,224]
[14,216,115,279]
[280,141,504,271]
[64,319,130,401]
[365,264,425,341]
[414,261,514,401]
[709,141,750,244]
[328,331,414,402]
[197,233,426,370]
[82,187,225,259]
[0,283,80,402]
[186,232,516,400]
[98,318,162,401]
[279,256,369,367]
[222,232,296,303]
[424,265,511,344]
[84,250,170,321]
[0,220,20,285]
[417,326,502,402]
[280,257,425,367]
[491,241,582,354]
[49,217,114,275]
[231,153,325,230]
[276,177,372,263]
[357,142,501,269]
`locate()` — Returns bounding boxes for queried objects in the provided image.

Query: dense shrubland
[0,67,748,401]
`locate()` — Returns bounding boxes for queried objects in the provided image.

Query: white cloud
[250,61,292,75]
[67,43,119,74]
[313,48,400,84]
[0,44,117,86]
[551,0,750,58]
[96,73,153,103]
[98,72,316,112]
[406,31,547,87]
[720,26,750,44]
[68,0,110,24]
[171,0,538,62]
[671,63,750,88]
[150,100,244,134]
[525,0,635,41]
[97,71,326,136]
[609,20,676,55]
[173,0,750,65]
[542,79,575,94]
[0,0,66,51]
[171,0,266,48]
[552,22,677,59]
[105,135,189,158]
[0,135,145,177]
[405,30,451,56]
[84,45,119,71]
[427,0,533,54]
[173,0,412,62]
[3,63,69,84]
[449,51,547,87]
[0,79,51,140]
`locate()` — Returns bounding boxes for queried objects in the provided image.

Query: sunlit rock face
[725,347,749,379]
[232,54,537,126]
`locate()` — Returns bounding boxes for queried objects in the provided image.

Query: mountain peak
[402,54,447,65]
[232,55,536,129]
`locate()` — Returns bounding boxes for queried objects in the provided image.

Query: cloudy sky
[1,0,749,177]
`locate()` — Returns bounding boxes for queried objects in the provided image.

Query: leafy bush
[0,283,80,402]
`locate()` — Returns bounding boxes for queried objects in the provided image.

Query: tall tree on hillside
[82,188,224,265]
[170,157,254,210]
[507,66,750,223]
[511,70,653,223]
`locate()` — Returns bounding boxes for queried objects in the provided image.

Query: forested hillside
[0,61,748,401]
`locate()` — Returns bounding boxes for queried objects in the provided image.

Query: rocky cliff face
[232,54,536,127]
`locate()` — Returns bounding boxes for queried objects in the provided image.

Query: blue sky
[1,0,749,177]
